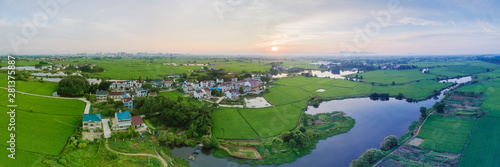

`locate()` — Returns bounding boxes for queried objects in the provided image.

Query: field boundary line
[344,83,360,96]
[456,117,479,165]
[235,109,261,139]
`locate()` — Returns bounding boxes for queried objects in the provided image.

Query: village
[80,74,271,141]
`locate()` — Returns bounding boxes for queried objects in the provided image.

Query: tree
[380,135,398,151]
[350,149,384,167]
[150,87,160,93]
[90,94,96,103]
[98,81,112,91]
[299,126,307,133]
[392,81,395,85]
[419,107,427,119]
[238,86,244,94]
[78,143,87,149]
[433,102,445,113]
[57,75,89,97]
[395,93,405,100]
[211,89,222,96]
[142,83,153,90]
[84,93,90,100]
[271,137,283,150]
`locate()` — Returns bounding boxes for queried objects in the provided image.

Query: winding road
[0,87,91,114]
[4,87,172,166]
[105,139,169,167]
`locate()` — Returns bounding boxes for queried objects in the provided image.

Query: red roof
[109,92,124,96]
[149,92,157,95]
[131,116,144,125]
[122,97,132,102]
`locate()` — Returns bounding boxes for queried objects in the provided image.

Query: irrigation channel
[174,77,472,167]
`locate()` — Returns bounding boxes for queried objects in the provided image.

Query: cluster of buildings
[82,110,147,133]
[182,76,266,100]
[53,63,99,71]
[108,79,174,90]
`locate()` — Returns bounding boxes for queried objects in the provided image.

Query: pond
[1,66,50,71]
[172,76,471,167]
[31,71,80,76]
[35,77,102,84]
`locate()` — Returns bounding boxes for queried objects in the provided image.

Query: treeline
[350,135,398,167]
[78,65,105,73]
[369,93,390,101]
[133,95,215,138]
[57,75,112,96]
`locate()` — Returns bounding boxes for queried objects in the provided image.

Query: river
[171,77,471,167]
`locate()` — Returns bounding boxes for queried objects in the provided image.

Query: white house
[82,114,102,131]
[113,111,132,131]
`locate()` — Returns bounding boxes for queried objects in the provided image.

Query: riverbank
[212,111,355,166]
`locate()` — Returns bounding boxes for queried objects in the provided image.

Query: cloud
[397,17,444,26]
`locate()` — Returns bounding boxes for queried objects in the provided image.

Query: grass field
[0,89,85,158]
[372,80,452,99]
[263,86,310,106]
[417,115,475,153]
[481,87,500,118]
[158,90,185,101]
[357,69,436,84]
[51,58,321,79]
[0,73,59,96]
[212,108,259,139]
[459,79,500,93]
[0,148,43,167]
[458,117,500,167]
[405,60,498,69]
[429,65,489,77]
[272,76,363,99]
[476,70,500,80]
[347,83,373,96]
[238,102,305,138]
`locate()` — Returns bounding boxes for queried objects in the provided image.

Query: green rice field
[212,108,259,139]
[358,69,436,84]
[458,117,500,167]
[372,80,452,99]
[263,85,310,106]
[0,88,85,166]
[481,87,500,118]
[417,115,475,153]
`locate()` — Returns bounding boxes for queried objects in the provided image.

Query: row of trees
[57,76,112,96]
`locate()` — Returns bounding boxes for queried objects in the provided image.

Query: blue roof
[82,114,102,122]
[214,88,222,91]
[116,111,131,120]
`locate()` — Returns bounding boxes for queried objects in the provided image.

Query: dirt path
[105,139,169,167]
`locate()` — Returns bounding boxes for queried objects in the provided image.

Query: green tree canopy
[57,75,89,97]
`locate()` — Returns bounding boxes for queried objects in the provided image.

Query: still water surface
[172,77,471,167]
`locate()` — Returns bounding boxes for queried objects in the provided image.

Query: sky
[1,0,500,55]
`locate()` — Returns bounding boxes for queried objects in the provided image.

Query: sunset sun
[271,46,279,51]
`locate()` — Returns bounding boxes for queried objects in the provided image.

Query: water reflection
[172,76,472,167]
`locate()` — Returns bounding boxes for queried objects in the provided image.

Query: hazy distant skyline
[1,0,499,55]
